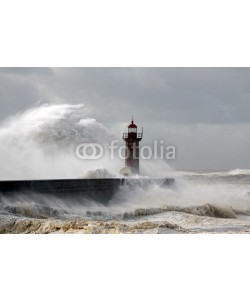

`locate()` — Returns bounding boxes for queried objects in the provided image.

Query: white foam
[0,104,121,179]
[174,169,250,177]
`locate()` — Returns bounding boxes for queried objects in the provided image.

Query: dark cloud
[0,67,250,170]
[48,68,250,125]
[0,67,54,120]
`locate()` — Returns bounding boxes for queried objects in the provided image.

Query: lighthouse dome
[128,120,137,128]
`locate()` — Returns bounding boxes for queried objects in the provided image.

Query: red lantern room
[128,120,137,136]
[122,118,143,175]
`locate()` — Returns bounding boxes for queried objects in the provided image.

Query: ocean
[1,170,250,234]
[0,104,250,234]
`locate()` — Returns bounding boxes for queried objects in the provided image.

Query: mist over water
[1,104,250,233]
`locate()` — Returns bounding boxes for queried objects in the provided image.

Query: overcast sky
[0,67,249,170]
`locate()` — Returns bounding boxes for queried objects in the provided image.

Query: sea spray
[0,104,121,179]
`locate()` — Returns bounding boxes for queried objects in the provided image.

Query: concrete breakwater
[0,178,175,204]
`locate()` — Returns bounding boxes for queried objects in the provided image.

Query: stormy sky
[0,67,249,170]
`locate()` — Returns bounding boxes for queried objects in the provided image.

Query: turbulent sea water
[0,104,250,234]
[1,171,250,234]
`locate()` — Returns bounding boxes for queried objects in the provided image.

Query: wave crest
[176,169,250,177]
[0,104,119,180]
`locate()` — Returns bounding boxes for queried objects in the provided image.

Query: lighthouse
[122,118,143,175]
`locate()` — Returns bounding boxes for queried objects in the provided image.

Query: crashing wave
[0,104,120,180]
[86,203,237,220]
[0,216,187,234]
